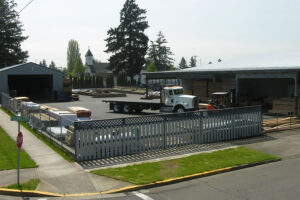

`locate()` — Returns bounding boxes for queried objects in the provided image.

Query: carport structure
[144,52,300,115]
[0,62,63,101]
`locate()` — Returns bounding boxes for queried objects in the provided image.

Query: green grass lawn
[5,179,40,190]
[0,126,37,170]
[91,147,278,185]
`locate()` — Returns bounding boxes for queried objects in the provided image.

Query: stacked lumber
[66,107,91,118]
[263,117,300,132]
[219,78,235,91]
[263,117,300,127]
[65,126,74,146]
[183,89,192,95]
[14,97,30,102]
[269,98,300,115]
[193,81,208,102]
[193,79,235,103]
[63,78,72,101]
[40,105,58,111]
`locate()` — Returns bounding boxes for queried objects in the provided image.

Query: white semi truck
[103,86,199,113]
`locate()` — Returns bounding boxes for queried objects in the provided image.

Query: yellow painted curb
[0,188,63,197]
[100,166,233,194]
[0,167,231,197]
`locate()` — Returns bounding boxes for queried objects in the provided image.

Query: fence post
[163,115,166,150]
[232,109,235,139]
[199,111,203,144]
[74,122,78,161]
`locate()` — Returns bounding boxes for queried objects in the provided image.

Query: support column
[146,78,149,99]
[113,75,117,87]
[103,77,107,88]
[235,76,239,106]
[295,75,298,116]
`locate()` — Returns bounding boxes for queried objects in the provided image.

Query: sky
[15,0,300,69]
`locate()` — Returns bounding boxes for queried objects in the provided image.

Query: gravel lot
[43,94,160,120]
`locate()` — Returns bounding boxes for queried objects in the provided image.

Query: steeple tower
[85,48,94,66]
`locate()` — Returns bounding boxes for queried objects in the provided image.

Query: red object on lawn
[16,132,23,149]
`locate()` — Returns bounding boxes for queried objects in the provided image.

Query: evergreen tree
[39,59,47,67]
[189,56,197,67]
[105,0,149,81]
[146,61,158,72]
[0,0,28,68]
[72,57,85,76]
[67,39,80,73]
[49,61,56,69]
[147,31,174,71]
[179,57,188,69]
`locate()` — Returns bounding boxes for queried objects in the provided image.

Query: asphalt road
[99,129,300,200]
[43,94,160,120]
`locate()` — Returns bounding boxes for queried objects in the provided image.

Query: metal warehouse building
[145,52,300,115]
[0,62,63,100]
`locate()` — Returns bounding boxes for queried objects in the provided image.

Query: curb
[0,158,281,197]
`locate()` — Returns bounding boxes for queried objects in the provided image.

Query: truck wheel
[113,104,122,113]
[175,106,185,113]
[123,104,132,113]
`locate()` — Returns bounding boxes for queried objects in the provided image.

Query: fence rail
[75,106,262,161]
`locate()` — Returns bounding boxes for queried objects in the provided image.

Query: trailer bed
[103,98,161,104]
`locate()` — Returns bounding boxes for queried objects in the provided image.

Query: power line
[0,0,34,30]
[18,0,34,15]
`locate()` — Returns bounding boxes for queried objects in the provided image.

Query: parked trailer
[103,86,199,113]
[103,99,163,113]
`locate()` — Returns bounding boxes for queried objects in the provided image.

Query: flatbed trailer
[102,99,163,113]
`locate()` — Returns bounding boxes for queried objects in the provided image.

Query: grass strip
[0,126,37,170]
[5,179,40,190]
[0,107,73,162]
[91,147,278,185]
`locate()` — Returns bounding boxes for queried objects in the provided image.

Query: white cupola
[85,49,94,66]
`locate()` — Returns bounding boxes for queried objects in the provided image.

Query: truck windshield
[173,89,183,95]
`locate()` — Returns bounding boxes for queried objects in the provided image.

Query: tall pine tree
[0,0,28,68]
[189,56,197,67]
[147,31,174,71]
[105,0,149,81]
[179,57,188,69]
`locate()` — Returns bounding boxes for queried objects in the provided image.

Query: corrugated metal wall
[0,62,63,96]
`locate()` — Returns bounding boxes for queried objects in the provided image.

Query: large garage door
[8,75,53,100]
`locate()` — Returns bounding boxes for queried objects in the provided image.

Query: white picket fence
[75,106,262,161]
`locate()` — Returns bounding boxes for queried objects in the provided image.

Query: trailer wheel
[113,104,122,113]
[123,104,132,113]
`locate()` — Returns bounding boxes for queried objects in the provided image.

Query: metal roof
[0,62,63,73]
[85,49,93,57]
[145,51,300,78]
[0,63,24,72]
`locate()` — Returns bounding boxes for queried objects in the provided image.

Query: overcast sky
[15,0,300,68]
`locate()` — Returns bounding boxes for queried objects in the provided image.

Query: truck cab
[161,86,198,112]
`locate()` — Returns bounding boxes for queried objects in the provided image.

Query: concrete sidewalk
[0,110,132,194]
[244,128,300,159]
